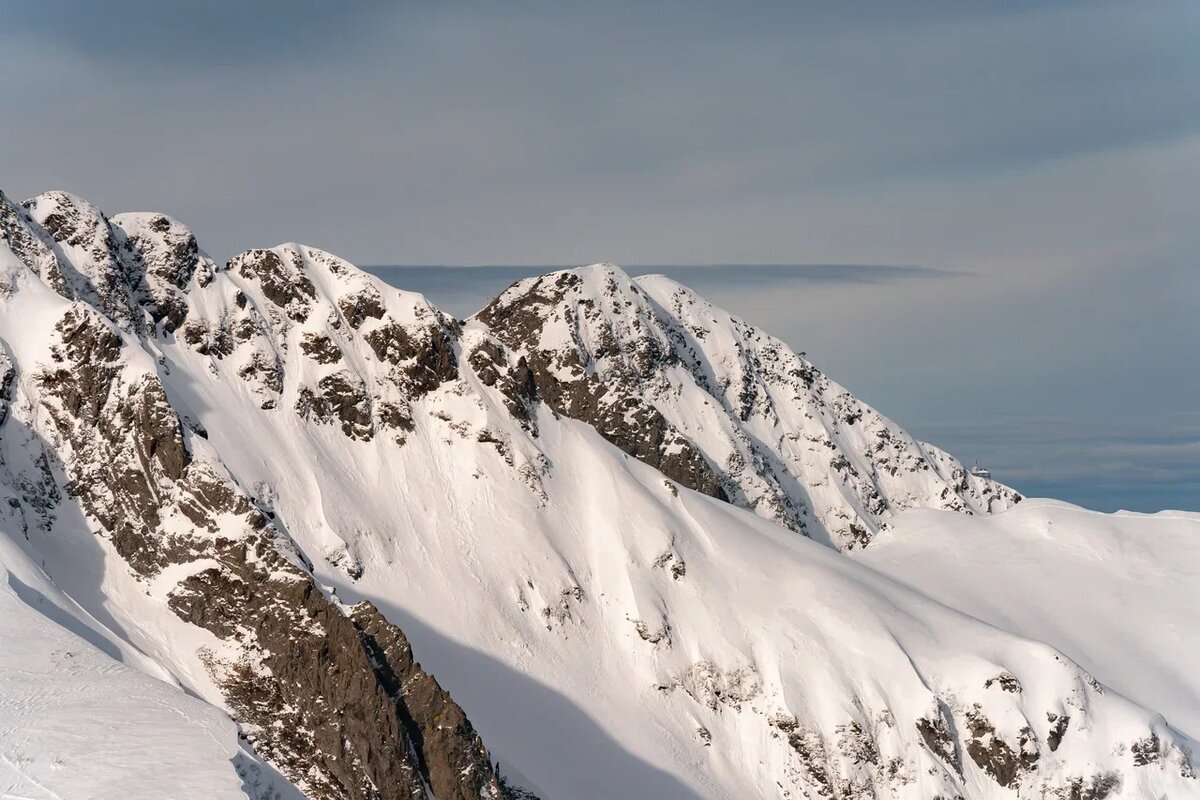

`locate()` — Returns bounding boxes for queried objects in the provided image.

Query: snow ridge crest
[0,190,1019,549]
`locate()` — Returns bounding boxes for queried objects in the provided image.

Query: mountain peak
[1,189,1019,547]
[1,187,1194,800]
[475,257,1019,547]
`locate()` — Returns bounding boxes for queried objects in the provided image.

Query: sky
[1,2,1196,511]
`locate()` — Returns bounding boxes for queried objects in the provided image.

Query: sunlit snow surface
[0,190,1196,799]
[0,531,302,800]
[858,500,1200,737]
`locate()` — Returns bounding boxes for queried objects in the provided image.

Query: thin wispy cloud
[366,263,958,318]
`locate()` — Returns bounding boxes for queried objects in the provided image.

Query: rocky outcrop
[234,248,317,322]
[917,710,962,777]
[4,191,214,336]
[300,332,344,364]
[172,242,465,441]
[110,211,209,332]
[19,196,1017,551]
[24,191,135,325]
[467,340,538,430]
[477,270,726,499]
[0,350,13,427]
[962,706,1038,788]
[473,265,1021,549]
[170,539,508,800]
[1,211,525,798]
[32,305,515,798]
[297,371,375,440]
[0,190,68,295]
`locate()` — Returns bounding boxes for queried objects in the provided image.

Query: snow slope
[855,500,1200,739]
[0,525,295,800]
[0,188,1195,799]
[162,346,1197,798]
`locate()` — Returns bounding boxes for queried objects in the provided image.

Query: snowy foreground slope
[0,524,299,800]
[0,189,1196,799]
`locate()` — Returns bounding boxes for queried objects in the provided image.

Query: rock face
[0,188,1193,800]
[477,270,727,499]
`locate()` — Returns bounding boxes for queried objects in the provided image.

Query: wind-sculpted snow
[0,188,1195,800]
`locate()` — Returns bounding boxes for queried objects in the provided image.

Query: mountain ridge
[0,188,1195,800]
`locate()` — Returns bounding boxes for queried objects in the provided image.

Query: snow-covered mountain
[475,266,1020,548]
[0,189,1195,800]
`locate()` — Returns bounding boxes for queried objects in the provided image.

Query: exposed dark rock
[232,317,260,343]
[0,351,14,427]
[376,400,415,434]
[364,320,459,395]
[36,309,202,573]
[845,521,871,550]
[1049,772,1122,800]
[127,378,189,481]
[300,332,344,364]
[835,721,879,767]
[337,288,387,328]
[1047,713,1070,752]
[962,705,1037,788]
[43,306,123,422]
[0,190,69,294]
[237,351,284,409]
[474,271,746,502]
[651,547,687,581]
[175,462,255,532]
[182,320,236,357]
[1131,732,1161,766]
[112,212,203,332]
[169,535,518,800]
[474,266,1022,548]
[770,716,833,797]
[984,672,1022,693]
[350,603,509,800]
[296,371,374,440]
[515,346,722,499]
[1,198,1150,800]
[233,249,315,322]
[23,192,140,326]
[632,617,672,645]
[467,341,538,431]
[917,710,962,776]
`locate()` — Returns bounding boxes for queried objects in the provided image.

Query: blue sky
[2,2,1196,510]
